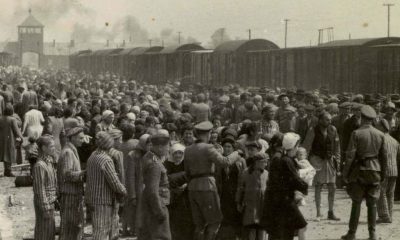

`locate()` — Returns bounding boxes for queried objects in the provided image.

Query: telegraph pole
[284,19,289,48]
[149,39,152,47]
[248,29,251,40]
[178,32,181,45]
[383,3,394,37]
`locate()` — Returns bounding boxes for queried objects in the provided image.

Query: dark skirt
[260,193,307,238]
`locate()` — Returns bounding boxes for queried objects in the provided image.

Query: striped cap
[96,131,114,150]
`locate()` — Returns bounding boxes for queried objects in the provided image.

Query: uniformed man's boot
[367,203,377,240]
[342,201,361,240]
[341,233,356,240]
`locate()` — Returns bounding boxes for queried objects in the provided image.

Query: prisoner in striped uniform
[85,131,127,240]
[32,136,57,240]
[57,127,86,240]
[377,119,400,223]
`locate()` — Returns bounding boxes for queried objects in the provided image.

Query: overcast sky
[0,0,397,48]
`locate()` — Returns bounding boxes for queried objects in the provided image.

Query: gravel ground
[0,169,399,240]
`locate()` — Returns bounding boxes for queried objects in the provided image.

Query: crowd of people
[0,65,398,240]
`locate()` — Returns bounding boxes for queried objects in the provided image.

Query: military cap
[339,102,352,109]
[383,102,396,112]
[194,121,214,132]
[360,105,377,119]
[351,102,363,110]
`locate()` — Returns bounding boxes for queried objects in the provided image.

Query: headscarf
[102,110,114,120]
[96,131,114,150]
[282,132,300,150]
[169,143,185,165]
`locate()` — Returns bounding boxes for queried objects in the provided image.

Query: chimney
[122,40,126,47]
[53,39,56,47]
[70,39,75,47]
[106,40,109,47]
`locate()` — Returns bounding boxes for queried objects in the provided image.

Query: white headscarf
[169,143,186,165]
[282,132,300,150]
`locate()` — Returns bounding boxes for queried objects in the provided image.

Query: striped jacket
[384,133,400,177]
[85,150,127,206]
[33,155,58,210]
[58,142,84,195]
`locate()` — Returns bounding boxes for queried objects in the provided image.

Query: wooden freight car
[143,44,204,85]
[189,50,214,86]
[70,50,92,72]
[247,37,400,93]
[213,39,279,87]
[109,47,138,76]
[129,46,163,81]
[90,48,123,75]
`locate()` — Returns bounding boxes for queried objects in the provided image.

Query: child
[236,152,269,240]
[24,136,38,176]
[295,147,316,205]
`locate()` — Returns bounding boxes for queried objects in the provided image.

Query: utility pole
[178,32,181,45]
[248,29,251,40]
[284,19,289,48]
[162,39,164,47]
[149,39,152,47]
[383,3,394,37]
[221,28,225,42]
[318,29,322,45]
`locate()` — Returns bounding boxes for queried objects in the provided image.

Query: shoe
[369,232,377,240]
[316,214,323,222]
[328,211,341,221]
[4,171,15,177]
[341,233,356,240]
[376,218,391,224]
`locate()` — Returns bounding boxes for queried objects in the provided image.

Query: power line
[383,3,395,37]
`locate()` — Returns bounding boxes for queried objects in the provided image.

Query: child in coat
[236,152,269,240]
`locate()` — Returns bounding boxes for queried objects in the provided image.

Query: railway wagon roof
[91,48,123,56]
[318,37,400,47]
[214,39,279,53]
[160,44,204,54]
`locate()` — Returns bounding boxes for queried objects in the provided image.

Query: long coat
[0,116,22,163]
[261,154,308,238]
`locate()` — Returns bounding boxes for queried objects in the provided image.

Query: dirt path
[1,172,400,239]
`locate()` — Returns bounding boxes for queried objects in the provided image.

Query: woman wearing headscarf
[164,143,194,240]
[261,133,308,240]
[95,110,116,135]
[216,137,247,240]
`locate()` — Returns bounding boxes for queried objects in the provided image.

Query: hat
[282,132,300,150]
[383,102,396,112]
[219,95,230,103]
[351,102,363,110]
[96,131,114,150]
[304,104,315,111]
[102,110,114,120]
[126,112,136,121]
[137,134,151,150]
[360,105,377,119]
[222,128,238,139]
[261,105,278,114]
[150,129,170,145]
[194,121,213,132]
[339,102,352,109]
[252,152,269,162]
[66,127,84,137]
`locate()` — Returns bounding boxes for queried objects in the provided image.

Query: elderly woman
[261,133,308,240]
[0,104,23,176]
[95,110,116,134]
[164,143,194,240]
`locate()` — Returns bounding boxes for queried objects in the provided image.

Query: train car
[189,50,214,86]
[374,43,400,93]
[130,46,163,81]
[247,37,400,93]
[71,50,92,72]
[213,39,279,87]
[90,48,123,74]
[109,47,138,76]
[145,44,204,84]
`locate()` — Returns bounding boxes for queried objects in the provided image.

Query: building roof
[215,39,279,53]
[19,14,44,27]
[318,37,400,47]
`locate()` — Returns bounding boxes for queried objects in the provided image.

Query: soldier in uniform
[184,121,241,240]
[342,105,388,240]
[139,129,172,240]
[58,127,86,240]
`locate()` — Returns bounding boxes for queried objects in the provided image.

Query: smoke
[210,28,231,47]
[157,28,199,46]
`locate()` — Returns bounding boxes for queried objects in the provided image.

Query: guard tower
[17,9,44,68]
